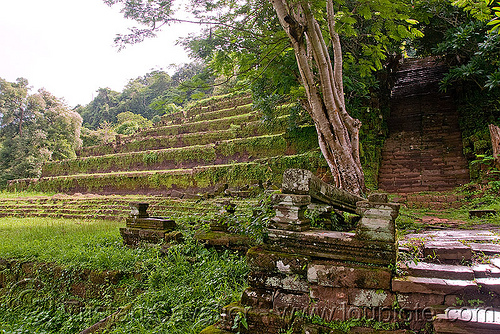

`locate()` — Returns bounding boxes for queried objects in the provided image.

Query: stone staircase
[379,58,470,193]
[398,230,500,333]
[8,93,325,196]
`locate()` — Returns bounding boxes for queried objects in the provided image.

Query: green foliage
[224,194,275,243]
[80,122,117,148]
[78,66,213,130]
[295,311,399,333]
[0,78,82,187]
[0,217,139,270]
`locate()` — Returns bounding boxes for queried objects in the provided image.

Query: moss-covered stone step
[77,115,293,158]
[188,102,290,123]
[183,92,253,118]
[138,111,259,139]
[188,103,252,122]
[44,131,319,177]
[9,151,329,195]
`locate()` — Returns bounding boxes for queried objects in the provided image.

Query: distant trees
[0,78,82,186]
[78,64,213,130]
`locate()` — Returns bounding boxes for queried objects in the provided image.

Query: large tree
[105,0,422,195]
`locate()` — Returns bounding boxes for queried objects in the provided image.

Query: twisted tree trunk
[270,0,365,195]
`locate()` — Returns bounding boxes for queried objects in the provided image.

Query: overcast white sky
[0,0,198,108]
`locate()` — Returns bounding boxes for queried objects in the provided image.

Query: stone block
[469,209,497,218]
[270,194,311,231]
[355,201,399,243]
[120,227,169,247]
[240,288,273,309]
[126,217,176,231]
[423,240,472,262]
[280,169,363,213]
[348,288,394,307]
[368,193,388,203]
[247,272,309,293]
[473,264,500,278]
[434,308,500,334]
[307,261,392,289]
[392,276,478,295]
[246,247,309,275]
[309,285,348,304]
[470,243,500,256]
[266,229,396,266]
[396,293,444,309]
[271,193,311,206]
[273,291,310,312]
[406,262,474,280]
[476,278,500,295]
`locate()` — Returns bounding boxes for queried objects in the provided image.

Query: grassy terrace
[137,111,259,138]
[43,133,312,177]
[11,151,329,194]
[77,115,294,158]
[0,192,259,221]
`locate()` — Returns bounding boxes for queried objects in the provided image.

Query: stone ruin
[120,203,182,248]
[201,169,402,333]
[203,168,500,334]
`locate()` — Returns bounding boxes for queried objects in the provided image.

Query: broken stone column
[120,202,180,247]
[355,193,399,243]
[269,193,311,231]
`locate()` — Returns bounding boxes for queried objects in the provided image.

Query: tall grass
[0,217,152,271]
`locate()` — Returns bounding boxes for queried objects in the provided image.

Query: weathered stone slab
[119,228,181,247]
[309,285,348,304]
[491,258,500,270]
[406,262,474,280]
[240,288,273,309]
[473,264,500,278]
[423,240,472,262]
[470,243,500,256]
[307,261,392,289]
[194,231,252,253]
[281,169,364,213]
[392,276,478,295]
[404,230,500,242]
[126,217,176,230]
[469,209,497,218]
[396,293,444,309]
[265,229,396,266]
[273,291,310,311]
[248,272,309,293]
[246,247,309,276]
[434,307,500,334]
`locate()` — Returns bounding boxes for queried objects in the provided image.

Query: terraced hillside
[0,193,257,221]
[8,92,326,196]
